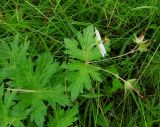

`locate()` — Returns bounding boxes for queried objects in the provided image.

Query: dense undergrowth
[0,0,160,127]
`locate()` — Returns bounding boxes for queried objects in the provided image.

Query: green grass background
[0,0,160,126]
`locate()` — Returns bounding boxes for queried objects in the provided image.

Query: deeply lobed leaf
[64,26,103,100]
[0,36,69,127]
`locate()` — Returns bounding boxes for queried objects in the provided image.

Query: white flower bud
[95,28,106,57]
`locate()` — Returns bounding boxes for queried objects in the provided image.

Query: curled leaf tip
[133,34,150,52]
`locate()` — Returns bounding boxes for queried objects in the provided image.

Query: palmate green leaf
[67,64,91,99]
[0,85,29,127]
[0,35,29,68]
[48,105,78,127]
[64,26,103,100]
[0,37,69,127]
[15,85,69,121]
[64,25,102,61]
[7,53,59,89]
[7,53,69,127]
[65,61,101,100]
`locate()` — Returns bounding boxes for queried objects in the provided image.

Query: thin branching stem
[92,65,144,99]
[90,47,138,63]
